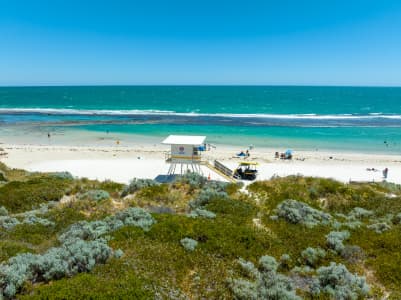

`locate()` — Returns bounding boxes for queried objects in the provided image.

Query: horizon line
[1,84,401,88]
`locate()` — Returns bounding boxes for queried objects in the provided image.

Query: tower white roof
[162,135,206,145]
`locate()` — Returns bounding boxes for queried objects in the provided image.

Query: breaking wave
[1,108,401,120]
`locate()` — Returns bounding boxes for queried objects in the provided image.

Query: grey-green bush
[22,215,55,227]
[0,206,8,216]
[301,247,326,267]
[178,172,207,188]
[311,262,369,299]
[337,207,375,229]
[187,208,216,219]
[0,238,111,299]
[121,178,159,197]
[205,180,229,192]
[113,207,156,231]
[367,222,391,234]
[189,187,228,209]
[51,171,74,180]
[79,189,110,202]
[229,255,301,300]
[291,265,314,276]
[275,199,331,228]
[114,249,124,258]
[348,207,374,219]
[326,230,350,254]
[0,216,20,230]
[180,238,198,251]
[1,207,156,299]
[59,207,156,243]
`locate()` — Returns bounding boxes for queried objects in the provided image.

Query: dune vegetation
[1,161,401,299]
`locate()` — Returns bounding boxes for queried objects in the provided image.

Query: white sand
[1,144,400,184]
[223,161,400,184]
[24,158,227,183]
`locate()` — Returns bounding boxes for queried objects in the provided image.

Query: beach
[1,86,400,185]
[1,142,400,184]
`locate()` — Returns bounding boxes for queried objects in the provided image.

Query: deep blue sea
[0,86,400,153]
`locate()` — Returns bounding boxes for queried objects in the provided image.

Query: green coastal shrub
[180,238,198,251]
[121,178,159,197]
[0,171,7,182]
[274,199,331,228]
[376,181,401,194]
[0,177,70,213]
[0,241,32,262]
[393,213,401,224]
[205,197,257,225]
[187,208,216,219]
[79,189,110,202]
[326,230,350,254]
[341,245,365,263]
[229,255,301,300]
[17,267,153,299]
[147,205,175,214]
[311,262,369,299]
[97,180,125,195]
[279,254,291,269]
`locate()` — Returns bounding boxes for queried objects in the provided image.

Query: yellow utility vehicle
[233,161,258,181]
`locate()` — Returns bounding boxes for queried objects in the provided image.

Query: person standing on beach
[383,168,388,179]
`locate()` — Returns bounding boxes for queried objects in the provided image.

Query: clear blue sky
[1,0,401,86]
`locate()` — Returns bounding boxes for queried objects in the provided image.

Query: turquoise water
[1,85,401,114]
[0,86,400,153]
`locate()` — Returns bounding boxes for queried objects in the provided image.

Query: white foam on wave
[0,108,176,115]
[0,108,401,120]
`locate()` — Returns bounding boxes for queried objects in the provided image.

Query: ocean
[0,86,400,153]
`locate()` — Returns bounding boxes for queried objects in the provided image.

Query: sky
[1,0,401,86]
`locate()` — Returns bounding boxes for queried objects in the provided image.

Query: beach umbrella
[285,149,293,156]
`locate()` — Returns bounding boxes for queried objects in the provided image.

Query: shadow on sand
[153,174,178,183]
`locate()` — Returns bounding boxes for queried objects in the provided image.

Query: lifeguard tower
[162,135,206,175]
